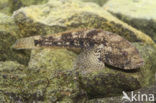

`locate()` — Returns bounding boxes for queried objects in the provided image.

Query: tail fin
[11,36,41,50]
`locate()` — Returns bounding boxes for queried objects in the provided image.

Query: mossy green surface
[28,48,77,70]
[0,56,83,103]
[103,0,156,19]
[0,0,48,15]
[27,48,85,102]
[81,0,108,6]
[87,84,156,103]
[0,44,155,102]
[0,0,10,15]
[13,0,154,45]
[104,0,156,42]
[75,43,156,98]
[0,13,19,36]
[78,70,141,98]
[0,13,30,65]
[133,43,156,87]
[0,0,156,102]
[9,0,48,13]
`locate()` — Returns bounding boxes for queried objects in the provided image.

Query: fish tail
[11,36,40,50]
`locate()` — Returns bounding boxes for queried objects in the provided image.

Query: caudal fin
[11,36,40,50]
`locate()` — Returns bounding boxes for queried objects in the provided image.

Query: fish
[12,29,144,70]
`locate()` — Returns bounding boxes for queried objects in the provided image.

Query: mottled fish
[12,29,144,70]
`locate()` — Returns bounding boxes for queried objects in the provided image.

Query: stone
[0,0,48,15]
[133,43,156,87]
[8,0,48,13]
[103,0,156,42]
[0,0,10,15]
[12,0,154,45]
[78,43,156,98]
[0,59,85,103]
[81,0,108,6]
[2,43,156,102]
[28,48,85,103]
[2,0,155,102]
[0,13,30,65]
[87,84,156,103]
[0,61,27,102]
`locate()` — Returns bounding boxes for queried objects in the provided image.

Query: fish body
[12,29,144,70]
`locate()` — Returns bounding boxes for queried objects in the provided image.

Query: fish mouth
[132,58,144,69]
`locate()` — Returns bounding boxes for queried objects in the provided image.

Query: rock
[78,70,141,98]
[10,0,156,101]
[27,43,156,99]
[87,84,156,103]
[8,0,48,14]
[12,0,154,45]
[77,43,156,98]
[103,0,156,42]
[0,61,27,102]
[28,48,77,70]
[0,60,85,103]
[4,0,156,102]
[81,0,108,6]
[0,13,18,36]
[0,13,30,65]
[0,0,10,15]
[28,48,86,103]
[0,0,48,15]
[133,43,156,87]
[1,44,155,102]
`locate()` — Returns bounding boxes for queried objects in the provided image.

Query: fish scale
[12,29,144,70]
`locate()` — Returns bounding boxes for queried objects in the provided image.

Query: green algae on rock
[0,13,19,36]
[0,0,48,15]
[78,70,141,98]
[8,0,48,13]
[103,0,156,42]
[74,43,156,98]
[81,0,108,6]
[0,61,27,102]
[13,0,154,45]
[28,48,86,103]
[28,48,77,71]
[87,84,156,103]
[2,43,156,102]
[0,13,30,65]
[133,43,156,87]
[0,60,85,103]
[0,0,10,15]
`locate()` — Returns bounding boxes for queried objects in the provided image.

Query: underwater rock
[28,49,86,103]
[0,61,27,102]
[0,60,85,103]
[87,84,156,103]
[0,0,48,15]
[133,43,156,87]
[0,0,10,15]
[0,13,18,36]
[81,0,108,6]
[104,0,156,42]
[28,48,77,71]
[27,43,155,99]
[2,0,155,102]
[8,0,48,14]
[27,48,141,101]
[78,43,156,98]
[0,13,30,65]
[12,0,154,45]
[1,44,155,102]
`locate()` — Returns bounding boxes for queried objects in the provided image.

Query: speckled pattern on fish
[12,29,144,70]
